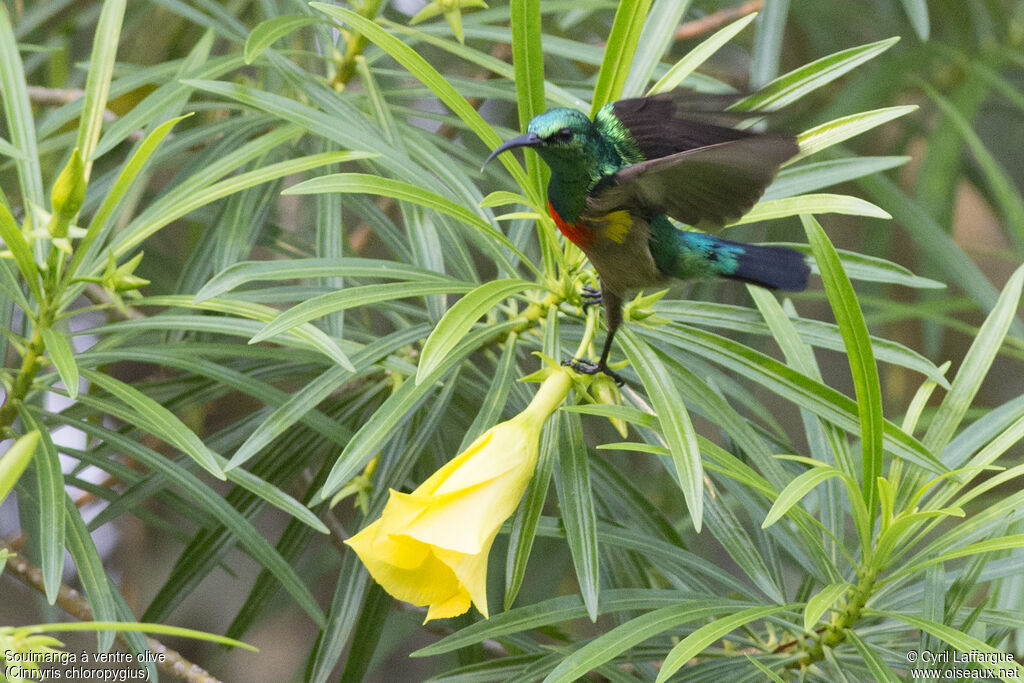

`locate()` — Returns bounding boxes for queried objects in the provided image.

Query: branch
[1,539,224,683]
[675,0,763,41]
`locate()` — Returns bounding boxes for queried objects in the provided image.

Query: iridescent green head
[484,108,613,170]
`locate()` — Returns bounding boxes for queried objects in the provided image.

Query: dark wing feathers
[586,136,800,227]
[607,91,760,160]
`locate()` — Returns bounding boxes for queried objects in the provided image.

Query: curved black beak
[482,131,544,169]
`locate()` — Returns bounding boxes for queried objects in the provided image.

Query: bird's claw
[562,357,625,386]
[580,284,602,308]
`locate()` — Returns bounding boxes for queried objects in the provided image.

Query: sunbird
[486,91,810,383]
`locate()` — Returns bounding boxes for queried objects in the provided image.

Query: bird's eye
[551,128,573,143]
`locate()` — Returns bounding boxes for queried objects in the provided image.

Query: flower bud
[48,149,86,239]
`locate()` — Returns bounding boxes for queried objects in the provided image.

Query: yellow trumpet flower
[345,370,571,622]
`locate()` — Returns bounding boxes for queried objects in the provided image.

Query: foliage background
[1,0,1023,681]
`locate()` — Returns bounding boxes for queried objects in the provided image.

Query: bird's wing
[586,135,799,228]
[595,91,762,161]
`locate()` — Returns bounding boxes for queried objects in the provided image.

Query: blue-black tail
[668,229,810,291]
[728,241,809,291]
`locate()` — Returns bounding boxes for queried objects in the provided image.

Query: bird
[485,91,810,385]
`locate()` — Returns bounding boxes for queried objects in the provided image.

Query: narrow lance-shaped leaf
[0,431,40,504]
[648,11,756,95]
[624,0,693,96]
[736,37,899,112]
[40,327,80,399]
[590,0,654,115]
[620,328,703,531]
[283,173,534,272]
[417,279,532,383]
[924,264,1024,454]
[803,215,884,520]
[0,201,43,302]
[555,410,600,622]
[656,604,798,682]
[18,409,65,604]
[0,7,44,205]
[728,194,890,227]
[77,0,126,177]
[510,0,546,198]
[82,369,225,479]
[244,14,321,64]
[794,106,918,162]
[309,4,536,199]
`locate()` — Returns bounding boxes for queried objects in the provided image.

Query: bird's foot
[562,357,625,387]
[580,284,602,308]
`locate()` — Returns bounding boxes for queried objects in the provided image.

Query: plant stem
[796,566,877,668]
[1,538,223,683]
[0,328,45,434]
[332,0,386,90]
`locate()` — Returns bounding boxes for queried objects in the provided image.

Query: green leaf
[893,534,1024,580]
[76,0,125,176]
[40,327,80,399]
[0,7,44,205]
[900,0,929,40]
[555,411,600,622]
[648,8,750,95]
[544,601,749,683]
[655,604,797,682]
[866,610,1024,679]
[736,37,900,112]
[309,4,535,198]
[763,466,843,528]
[730,194,890,226]
[924,264,1024,454]
[18,620,255,650]
[113,148,375,258]
[624,0,692,96]
[794,106,918,162]
[417,279,531,383]
[249,280,475,345]
[803,582,850,632]
[195,257,454,302]
[765,156,911,201]
[17,410,65,605]
[63,493,119,649]
[82,369,226,479]
[315,321,518,501]
[749,0,788,87]
[0,430,40,505]
[620,329,703,531]
[648,324,942,473]
[283,172,534,271]
[307,551,369,683]
[228,325,426,470]
[510,0,546,198]
[857,174,1014,337]
[506,393,557,609]
[921,81,1024,250]
[244,14,321,63]
[803,214,884,518]
[846,629,901,682]
[589,0,654,115]
[66,114,192,288]
[0,201,43,303]
[60,407,326,627]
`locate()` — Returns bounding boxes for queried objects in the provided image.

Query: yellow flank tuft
[602,210,632,243]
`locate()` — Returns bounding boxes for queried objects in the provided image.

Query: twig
[25,86,145,143]
[1,539,224,683]
[675,0,763,41]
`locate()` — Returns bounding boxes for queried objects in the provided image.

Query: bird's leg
[563,289,625,386]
